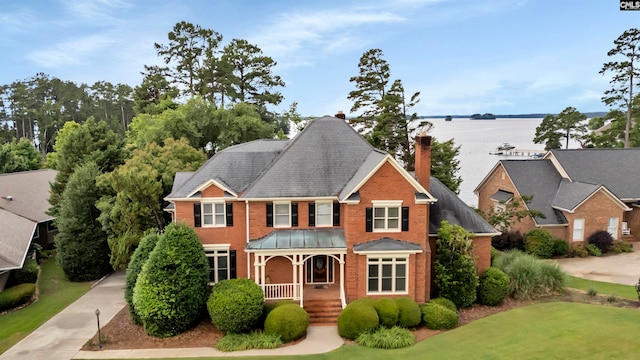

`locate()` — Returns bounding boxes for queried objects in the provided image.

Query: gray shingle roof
[549,148,640,200]
[0,209,36,271]
[491,190,514,202]
[0,169,57,222]
[353,237,424,252]
[429,177,499,235]
[246,229,346,251]
[243,116,379,198]
[552,179,601,211]
[501,160,564,225]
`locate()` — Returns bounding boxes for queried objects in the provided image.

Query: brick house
[166,115,496,313]
[0,169,58,291]
[475,149,640,245]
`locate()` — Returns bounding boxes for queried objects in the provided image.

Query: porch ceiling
[246,228,347,251]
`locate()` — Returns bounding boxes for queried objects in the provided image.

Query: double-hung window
[315,201,332,227]
[367,257,408,294]
[274,202,291,227]
[608,217,619,239]
[203,245,235,284]
[203,202,225,227]
[372,201,402,232]
[573,218,585,241]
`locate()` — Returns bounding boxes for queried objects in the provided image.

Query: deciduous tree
[0,138,41,174]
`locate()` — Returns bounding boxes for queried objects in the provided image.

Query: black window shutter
[333,202,340,226]
[365,207,373,232]
[402,206,409,231]
[292,202,299,227]
[226,203,233,227]
[194,203,201,227]
[230,250,237,279]
[266,203,273,227]
[308,203,316,227]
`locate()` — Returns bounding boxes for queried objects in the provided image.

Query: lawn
[83,301,640,360]
[0,258,91,354]
[565,275,637,300]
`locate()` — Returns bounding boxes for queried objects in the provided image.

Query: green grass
[80,302,640,360]
[565,275,637,300]
[0,259,91,354]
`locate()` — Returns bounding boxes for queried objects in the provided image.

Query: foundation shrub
[428,297,457,312]
[587,230,613,253]
[491,231,524,251]
[611,241,633,253]
[124,232,160,325]
[524,229,555,259]
[420,303,457,330]
[552,238,570,257]
[208,278,264,334]
[263,303,309,342]
[394,297,422,328]
[337,302,379,340]
[0,283,36,311]
[586,244,602,257]
[374,298,400,328]
[8,259,39,286]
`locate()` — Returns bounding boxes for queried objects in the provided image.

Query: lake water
[425,117,550,206]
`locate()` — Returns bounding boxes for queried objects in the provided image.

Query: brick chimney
[414,132,432,191]
[335,111,346,120]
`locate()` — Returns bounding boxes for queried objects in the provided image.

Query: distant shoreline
[418,112,607,119]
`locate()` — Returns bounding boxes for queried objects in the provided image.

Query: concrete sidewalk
[0,271,127,360]
[73,325,344,359]
[554,242,640,285]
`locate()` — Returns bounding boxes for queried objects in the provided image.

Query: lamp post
[95,309,102,349]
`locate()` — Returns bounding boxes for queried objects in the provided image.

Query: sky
[1,0,639,117]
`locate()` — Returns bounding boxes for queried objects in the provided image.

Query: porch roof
[353,237,424,253]
[246,229,347,251]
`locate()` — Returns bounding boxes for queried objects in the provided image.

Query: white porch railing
[262,283,300,301]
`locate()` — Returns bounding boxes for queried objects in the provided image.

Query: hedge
[0,283,36,311]
[208,278,264,334]
[124,232,160,324]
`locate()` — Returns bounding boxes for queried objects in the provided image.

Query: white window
[367,257,408,294]
[608,217,619,240]
[316,201,332,227]
[204,246,231,284]
[202,202,225,227]
[373,206,400,232]
[573,218,585,241]
[274,202,291,227]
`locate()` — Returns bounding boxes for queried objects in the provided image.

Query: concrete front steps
[304,299,343,325]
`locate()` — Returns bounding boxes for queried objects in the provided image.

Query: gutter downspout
[246,200,250,280]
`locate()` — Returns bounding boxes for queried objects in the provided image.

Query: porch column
[292,254,298,303]
[339,253,346,308]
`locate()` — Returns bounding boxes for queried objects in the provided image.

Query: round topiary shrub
[349,297,376,307]
[552,238,569,257]
[477,267,510,306]
[429,297,457,312]
[0,283,36,311]
[524,229,555,259]
[337,302,379,340]
[125,232,160,324]
[133,223,209,338]
[208,278,264,334]
[394,297,421,328]
[374,298,400,327]
[264,303,309,342]
[587,230,613,253]
[260,299,297,327]
[421,303,457,330]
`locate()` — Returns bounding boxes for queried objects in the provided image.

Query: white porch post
[292,254,298,303]
[299,255,304,307]
[339,253,346,308]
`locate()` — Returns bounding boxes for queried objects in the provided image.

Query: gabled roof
[547,148,640,200]
[501,160,564,225]
[0,169,57,222]
[552,179,630,212]
[0,209,36,271]
[429,177,500,235]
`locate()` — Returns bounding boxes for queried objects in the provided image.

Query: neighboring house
[166,115,497,311]
[475,148,640,245]
[0,169,58,291]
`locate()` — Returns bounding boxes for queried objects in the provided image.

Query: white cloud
[65,0,132,22]
[27,34,116,67]
[0,8,36,33]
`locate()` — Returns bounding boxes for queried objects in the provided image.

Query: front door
[306,255,333,284]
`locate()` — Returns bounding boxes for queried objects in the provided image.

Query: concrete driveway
[555,243,640,286]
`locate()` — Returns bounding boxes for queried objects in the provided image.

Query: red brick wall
[566,190,625,245]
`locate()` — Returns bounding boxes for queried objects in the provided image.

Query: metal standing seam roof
[245,229,347,251]
[353,237,424,252]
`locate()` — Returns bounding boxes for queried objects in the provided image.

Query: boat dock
[489,148,544,158]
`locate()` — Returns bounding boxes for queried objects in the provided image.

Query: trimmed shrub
[586,244,602,257]
[421,303,457,330]
[124,232,160,324]
[215,331,282,351]
[611,241,634,253]
[491,231,524,251]
[429,297,457,312]
[394,297,422,328]
[133,223,209,338]
[264,303,309,342]
[570,245,589,258]
[524,229,555,259]
[0,283,36,311]
[587,230,613,253]
[208,278,264,334]
[260,300,297,327]
[356,326,415,349]
[337,302,379,340]
[349,297,376,307]
[435,221,478,308]
[8,259,39,286]
[477,267,509,306]
[490,246,498,265]
[552,238,570,257]
[374,298,400,328]
[494,250,565,299]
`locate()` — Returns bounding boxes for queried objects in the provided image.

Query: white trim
[315,200,333,227]
[246,248,347,256]
[543,151,571,179]
[371,200,403,206]
[201,201,226,227]
[187,179,238,198]
[242,196,338,202]
[353,249,422,255]
[341,155,436,203]
[572,218,585,242]
[202,243,231,251]
[372,202,402,232]
[365,256,409,295]
[273,201,291,228]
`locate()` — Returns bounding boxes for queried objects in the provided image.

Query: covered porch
[245,229,347,308]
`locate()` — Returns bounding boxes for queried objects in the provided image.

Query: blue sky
[1,0,638,117]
